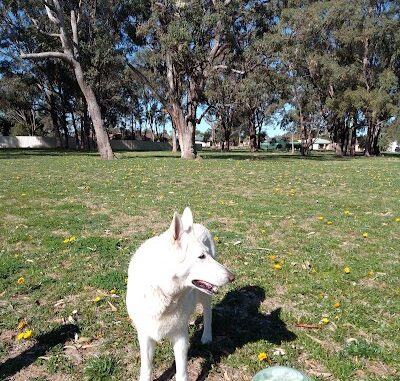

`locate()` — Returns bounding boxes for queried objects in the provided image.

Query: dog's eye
[198,254,206,259]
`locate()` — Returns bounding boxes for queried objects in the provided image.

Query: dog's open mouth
[192,280,218,295]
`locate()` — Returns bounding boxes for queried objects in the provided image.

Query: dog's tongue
[192,280,218,294]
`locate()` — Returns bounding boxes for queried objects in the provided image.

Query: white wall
[0,136,172,151]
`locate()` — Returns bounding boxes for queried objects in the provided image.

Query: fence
[0,136,172,151]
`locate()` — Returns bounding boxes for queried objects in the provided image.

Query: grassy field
[0,149,399,381]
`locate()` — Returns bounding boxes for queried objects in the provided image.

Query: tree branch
[45,3,60,25]
[126,60,170,113]
[30,16,60,38]
[196,105,212,124]
[20,51,74,66]
[70,10,79,57]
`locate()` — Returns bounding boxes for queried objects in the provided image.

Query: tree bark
[171,127,177,152]
[248,111,257,152]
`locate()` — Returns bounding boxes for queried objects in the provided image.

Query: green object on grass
[252,366,312,381]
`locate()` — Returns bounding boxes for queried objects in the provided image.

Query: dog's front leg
[138,333,156,381]
[172,334,189,381]
[199,292,213,344]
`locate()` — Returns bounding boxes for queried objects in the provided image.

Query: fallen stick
[294,323,321,329]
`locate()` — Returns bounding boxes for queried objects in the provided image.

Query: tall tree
[20,0,115,159]
[127,0,244,159]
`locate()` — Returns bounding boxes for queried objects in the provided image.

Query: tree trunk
[172,127,177,152]
[248,111,257,152]
[46,89,63,148]
[299,109,308,156]
[73,63,113,159]
[349,126,356,156]
[70,111,80,149]
[171,102,196,159]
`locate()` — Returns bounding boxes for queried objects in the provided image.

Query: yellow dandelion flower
[318,216,324,220]
[17,319,27,329]
[273,263,282,270]
[17,277,25,285]
[367,270,374,277]
[320,317,330,325]
[93,296,102,303]
[343,266,351,274]
[395,217,400,222]
[69,236,76,242]
[344,210,351,215]
[109,289,116,295]
[213,236,220,242]
[258,352,268,361]
[362,232,368,238]
[17,329,33,340]
[23,329,33,339]
[269,255,277,261]
[333,302,341,309]
[63,238,70,244]
[326,221,333,225]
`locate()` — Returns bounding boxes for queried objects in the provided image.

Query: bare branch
[45,3,60,25]
[196,105,213,124]
[70,10,79,57]
[211,64,245,75]
[20,51,74,66]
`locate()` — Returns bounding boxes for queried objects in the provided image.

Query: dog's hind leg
[199,292,213,344]
[138,333,156,381]
[172,334,189,381]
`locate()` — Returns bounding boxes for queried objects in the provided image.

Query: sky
[196,118,285,137]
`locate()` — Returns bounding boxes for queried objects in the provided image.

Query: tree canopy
[1,0,399,158]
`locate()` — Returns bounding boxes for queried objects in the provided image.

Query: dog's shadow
[155,285,297,381]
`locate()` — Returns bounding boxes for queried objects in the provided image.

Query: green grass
[0,149,399,381]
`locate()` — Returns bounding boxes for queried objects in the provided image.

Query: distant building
[388,141,399,152]
[311,138,333,151]
[195,135,210,148]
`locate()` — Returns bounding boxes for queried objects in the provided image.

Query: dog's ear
[170,212,183,242]
[181,207,193,231]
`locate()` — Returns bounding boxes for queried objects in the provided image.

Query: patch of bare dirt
[51,229,71,238]
[297,352,339,381]
[3,214,27,225]
[364,359,397,378]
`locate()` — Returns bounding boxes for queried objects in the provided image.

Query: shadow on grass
[0,149,96,159]
[201,151,366,161]
[155,286,296,381]
[0,324,79,379]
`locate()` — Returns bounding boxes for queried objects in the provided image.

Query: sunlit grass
[0,149,399,380]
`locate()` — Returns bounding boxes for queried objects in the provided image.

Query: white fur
[126,207,234,381]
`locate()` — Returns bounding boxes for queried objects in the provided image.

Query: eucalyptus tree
[272,0,400,156]
[126,0,260,159]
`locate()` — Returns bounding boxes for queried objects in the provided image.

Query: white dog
[126,207,235,381]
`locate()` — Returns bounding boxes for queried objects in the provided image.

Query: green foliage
[84,356,117,381]
[343,339,382,359]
